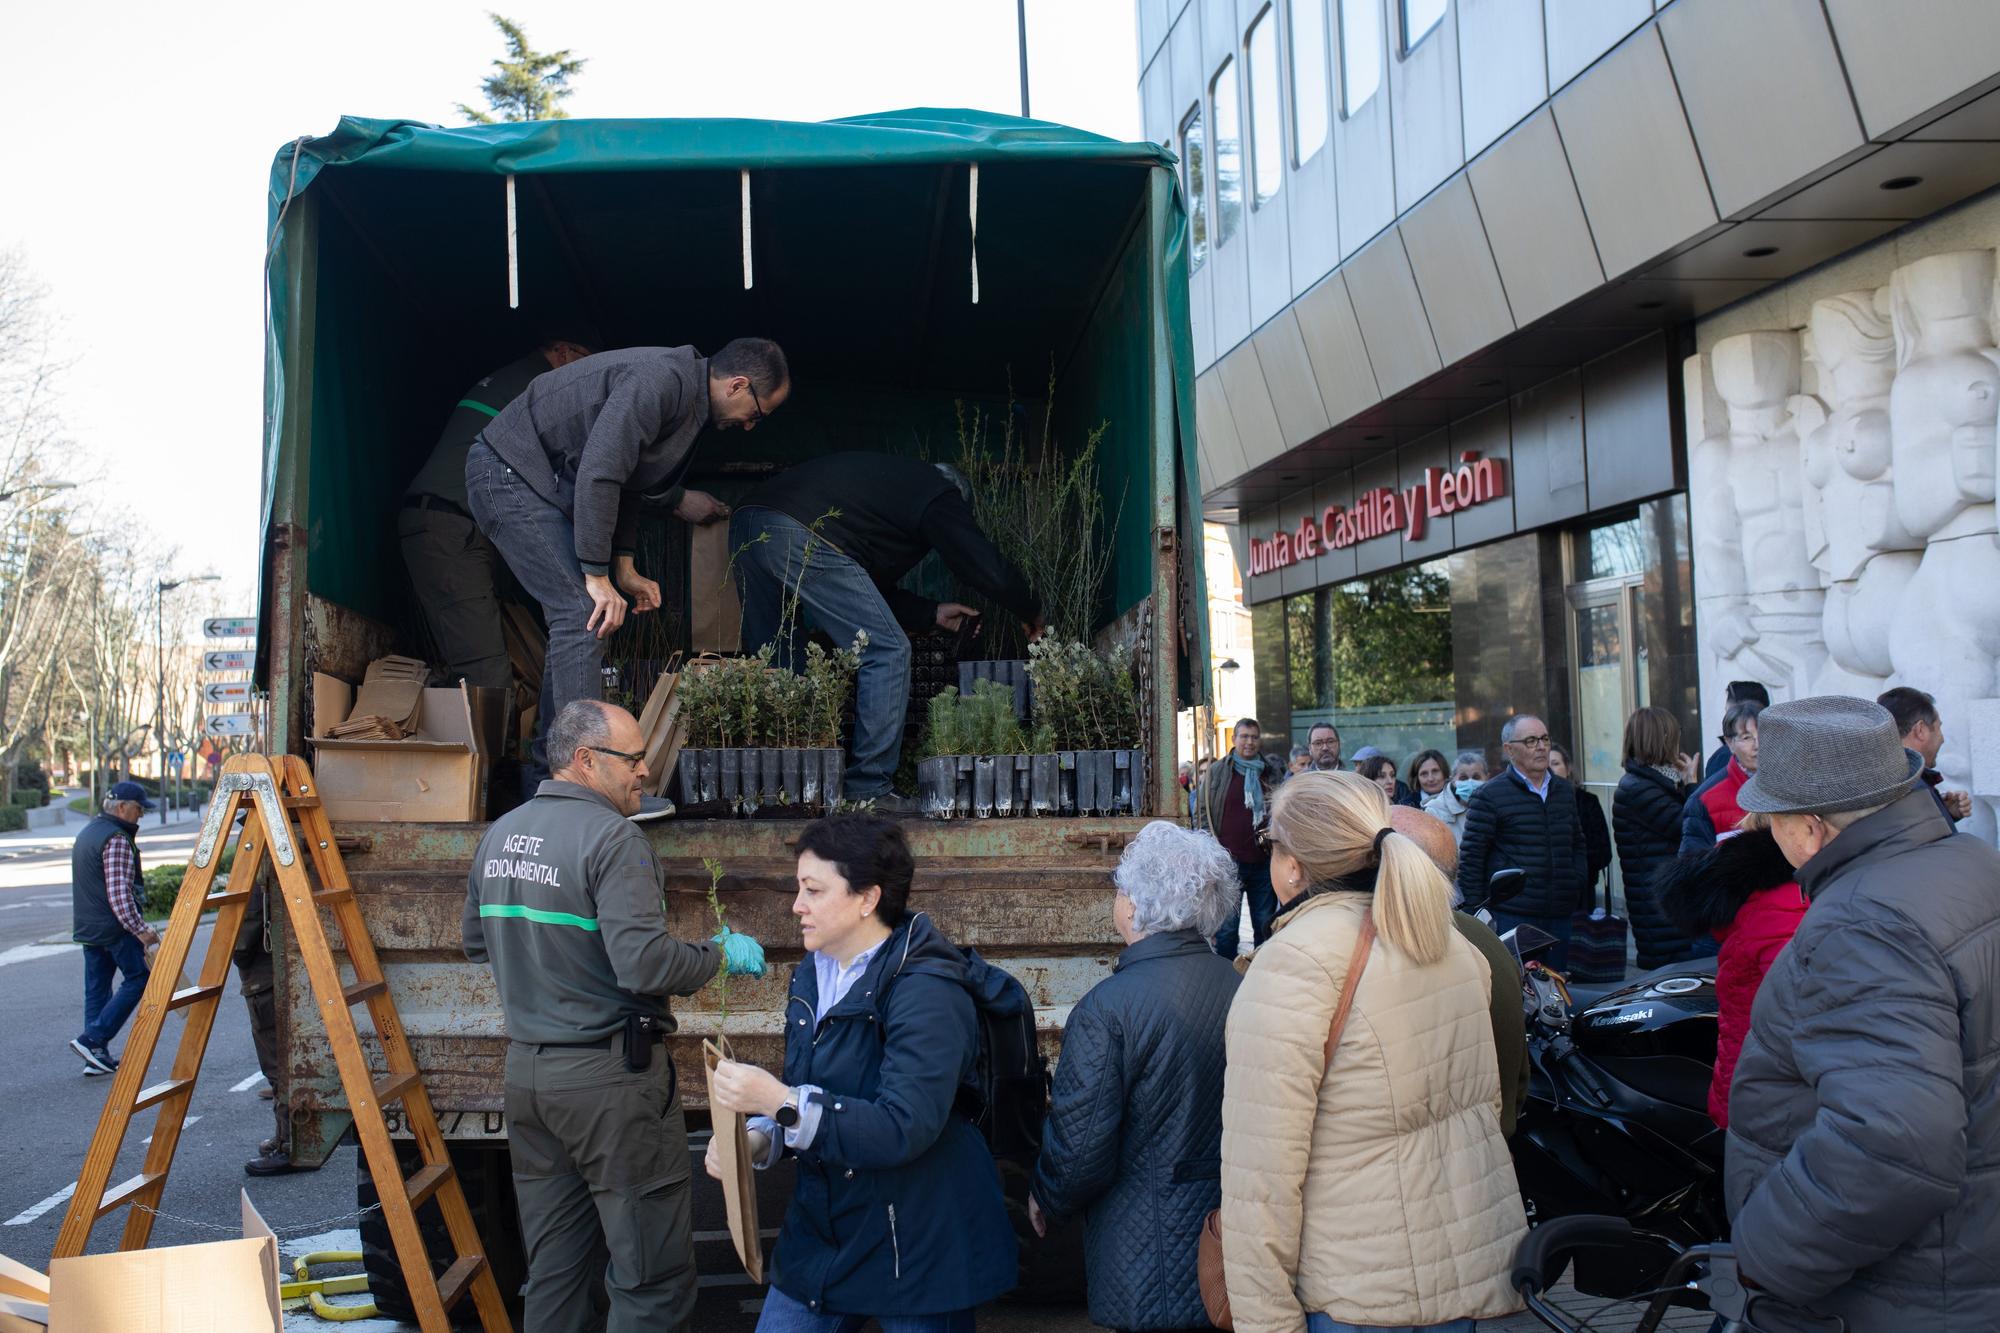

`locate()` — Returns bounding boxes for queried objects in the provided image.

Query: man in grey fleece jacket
[464,337,789,779]
[465,698,765,1332]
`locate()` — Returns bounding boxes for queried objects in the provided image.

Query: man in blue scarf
[1195,718,1279,957]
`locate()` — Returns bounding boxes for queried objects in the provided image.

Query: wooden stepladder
[52,753,512,1333]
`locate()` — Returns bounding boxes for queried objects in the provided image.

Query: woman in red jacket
[1656,813,1806,1127]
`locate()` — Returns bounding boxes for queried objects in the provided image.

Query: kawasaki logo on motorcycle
[1593,1007,1655,1025]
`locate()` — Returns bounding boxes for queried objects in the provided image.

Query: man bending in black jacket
[732,452,1042,811]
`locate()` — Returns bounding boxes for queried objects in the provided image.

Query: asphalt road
[0,806,1690,1332]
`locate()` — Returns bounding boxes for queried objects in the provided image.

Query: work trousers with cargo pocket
[506,1037,696,1333]
[397,501,515,693]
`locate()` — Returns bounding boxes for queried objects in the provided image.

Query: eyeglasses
[585,745,648,766]
[746,380,766,425]
[1725,731,1757,745]
[1508,735,1551,749]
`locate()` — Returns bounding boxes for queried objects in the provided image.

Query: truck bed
[281,816,1140,1162]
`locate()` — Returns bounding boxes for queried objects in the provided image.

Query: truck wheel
[357,1142,526,1324]
[995,1157,1086,1303]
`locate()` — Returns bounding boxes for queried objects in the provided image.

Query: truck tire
[995,1157,1087,1303]
[357,1142,525,1324]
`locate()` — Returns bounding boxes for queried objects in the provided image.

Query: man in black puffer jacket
[1457,714,1586,972]
[1031,823,1242,1331]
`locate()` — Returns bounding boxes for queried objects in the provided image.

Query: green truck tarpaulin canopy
[260,107,1208,703]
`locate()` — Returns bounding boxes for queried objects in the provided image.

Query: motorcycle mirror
[1486,867,1527,907]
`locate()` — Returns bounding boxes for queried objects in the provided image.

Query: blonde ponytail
[1371,828,1453,964]
[1267,770,1455,964]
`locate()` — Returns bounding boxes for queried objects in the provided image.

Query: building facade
[1138,0,2000,828]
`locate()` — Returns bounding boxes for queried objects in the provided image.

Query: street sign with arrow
[203,681,254,705]
[202,649,255,672]
[202,616,258,639]
[205,714,257,737]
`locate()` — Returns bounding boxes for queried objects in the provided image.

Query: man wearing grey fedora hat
[1723,695,2000,1331]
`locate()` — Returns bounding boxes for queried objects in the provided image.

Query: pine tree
[457,13,586,124]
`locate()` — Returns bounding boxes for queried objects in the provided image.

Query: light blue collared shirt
[1511,765,1552,801]
[750,938,889,1167]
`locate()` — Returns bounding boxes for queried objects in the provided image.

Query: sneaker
[69,1037,116,1075]
[628,795,675,823]
[865,792,920,815]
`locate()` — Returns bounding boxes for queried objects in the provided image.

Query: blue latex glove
[714,928,767,978]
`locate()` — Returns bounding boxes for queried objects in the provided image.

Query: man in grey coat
[1726,695,2000,1332]
[465,338,788,781]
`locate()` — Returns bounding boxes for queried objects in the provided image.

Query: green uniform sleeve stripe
[478,903,600,931]
[457,398,503,417]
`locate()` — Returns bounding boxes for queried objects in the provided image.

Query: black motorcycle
[1480,871,1726,1302]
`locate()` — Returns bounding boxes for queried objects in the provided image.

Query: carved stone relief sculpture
[1886,249,2000,841]
[1689,248,2000,845]
[1791,289,1921,694]
[1701,330,1826,701]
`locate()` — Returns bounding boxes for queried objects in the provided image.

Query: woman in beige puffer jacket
[1221,771,1527,1333]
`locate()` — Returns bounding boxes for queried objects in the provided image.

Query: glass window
[1399,0,1446,53]
[1246,6,1284,208]
[1289,0,1330,165]
[1339,0,1382,116]
[1575,511,1648,582]
[1179,103,1209,271]
[1210,58,1244,247]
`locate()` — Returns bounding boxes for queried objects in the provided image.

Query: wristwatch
[773,1089,802,1129]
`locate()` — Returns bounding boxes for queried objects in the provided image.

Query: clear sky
[0,0,1141,612]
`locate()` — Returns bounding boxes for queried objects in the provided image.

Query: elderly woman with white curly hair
[1028,822,1244,1332]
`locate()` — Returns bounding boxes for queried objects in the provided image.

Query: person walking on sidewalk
[68,781,156,1075]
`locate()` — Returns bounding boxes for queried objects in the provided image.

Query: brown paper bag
[689,523,744,653]
[702,1036,764,1283]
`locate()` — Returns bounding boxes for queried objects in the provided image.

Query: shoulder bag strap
[1321,910,1376,1067]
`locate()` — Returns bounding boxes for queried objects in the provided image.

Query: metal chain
[127,1199,382,1238]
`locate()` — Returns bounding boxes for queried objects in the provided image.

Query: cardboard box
[44,1192,280,1332]
[310,673,489,822]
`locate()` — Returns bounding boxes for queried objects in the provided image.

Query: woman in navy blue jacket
[708,813,1016,1331]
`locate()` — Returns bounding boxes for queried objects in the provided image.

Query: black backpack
[953,946,1049,1162]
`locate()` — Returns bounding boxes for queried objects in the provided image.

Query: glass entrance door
[1568,577,1646,910]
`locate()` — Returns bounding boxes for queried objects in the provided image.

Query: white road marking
[0,901,34,910]
[5,1183,73,1226]
[231,1071,268,1093]
[141,1115,199,1145]
[0,941,74,968]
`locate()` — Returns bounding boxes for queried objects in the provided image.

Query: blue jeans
[1307,1316,1475,1333]
[464,440,600,780]
[731,506,910,800]
[81,933,150,1047]
[1213,858,1278,958]
[1490,907,1573,974]
[755,1285,974,1332]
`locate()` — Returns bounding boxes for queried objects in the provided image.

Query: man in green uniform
[400,336,593,689]
[463,698,766,1332]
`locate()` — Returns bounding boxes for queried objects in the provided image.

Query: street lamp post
[156,574,220,825]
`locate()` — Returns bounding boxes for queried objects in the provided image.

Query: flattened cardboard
[47,1236,279,1333]
[310,674,487,822]
[689,522,743,653]
[0,1255,47,1305]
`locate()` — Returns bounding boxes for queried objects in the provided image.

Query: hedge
[141,843,238,918]
[0,807,26,833]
